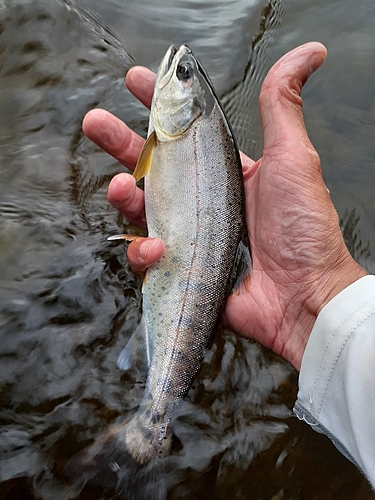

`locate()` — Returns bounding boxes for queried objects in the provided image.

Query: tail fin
[127,453,167,500]
[64,422,168,500]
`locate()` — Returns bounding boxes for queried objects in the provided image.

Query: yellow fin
[133,131,156,182]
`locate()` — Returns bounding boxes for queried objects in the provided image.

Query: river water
[1,0,375,499]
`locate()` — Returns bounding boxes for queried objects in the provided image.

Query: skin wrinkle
[309,254,359,314]
[245,221,347,361]
[252,217,313,263]
[256,295,283,353]
[83,109,144,169]
[240,157,258,182]
[231,279,279,346]
[108,174,146,226]
[107,118,131,158]
[260,74,315,154]
[261,79,303,116]
[278,287,318,363]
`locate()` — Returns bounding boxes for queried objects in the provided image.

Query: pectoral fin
[230,227,252,292]
[133,131,156,182]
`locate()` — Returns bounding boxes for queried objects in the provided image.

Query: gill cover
[152,45,216,139]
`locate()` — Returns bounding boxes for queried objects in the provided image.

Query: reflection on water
[1,0,375,499]
[62,0,135,67]
[222,0,287,157]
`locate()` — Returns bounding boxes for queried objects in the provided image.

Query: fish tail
[64,417,170,499]
[64,422,132,490]
[130,452,167,500]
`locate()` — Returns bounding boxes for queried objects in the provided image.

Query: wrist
[307,252,368,320]
[289,253,368,370]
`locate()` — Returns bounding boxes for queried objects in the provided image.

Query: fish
[65,44,249,497]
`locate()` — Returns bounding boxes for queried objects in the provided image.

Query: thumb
[259,42,327,154]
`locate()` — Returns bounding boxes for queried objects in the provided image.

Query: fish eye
[176,62,193,81]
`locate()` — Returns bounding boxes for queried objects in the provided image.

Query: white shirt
[294,275,375,489]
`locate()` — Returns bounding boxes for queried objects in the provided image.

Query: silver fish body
[125,45,247,464]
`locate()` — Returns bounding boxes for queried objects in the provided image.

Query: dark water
[1,0,375,499]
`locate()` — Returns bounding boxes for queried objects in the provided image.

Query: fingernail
[308,45,327,75]
[138,239,153,260]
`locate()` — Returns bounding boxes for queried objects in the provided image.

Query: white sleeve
[293,275,375,489]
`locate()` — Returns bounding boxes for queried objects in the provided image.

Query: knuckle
[260,78,303,110]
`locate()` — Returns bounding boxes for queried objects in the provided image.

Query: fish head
[151,44,216,139]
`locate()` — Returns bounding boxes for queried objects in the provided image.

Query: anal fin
[117,315,150,372]
[230,226,252,292]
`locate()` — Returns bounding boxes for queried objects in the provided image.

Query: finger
[127,237,165,275]
[82,109,144,170]
[240,151,258,179]
[125,66,156,109]
[259,42,327,154]
[107,173,146,227]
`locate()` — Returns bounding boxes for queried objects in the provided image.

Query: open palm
[83,43,366,370]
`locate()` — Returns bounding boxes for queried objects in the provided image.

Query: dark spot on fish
[146,408,160,424]
[165,346,189,362]
[140,427,152,440]
[164,271,170,277]
[178,315,195,331]
[157,377,173,394]
[164,402,175,417]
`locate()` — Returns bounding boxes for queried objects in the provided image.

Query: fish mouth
[158,44,192,89]
[166,45,178,72]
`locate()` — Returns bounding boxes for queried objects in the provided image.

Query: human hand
[83,42,367,371]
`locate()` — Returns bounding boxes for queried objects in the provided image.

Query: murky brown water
[1,0,375,499]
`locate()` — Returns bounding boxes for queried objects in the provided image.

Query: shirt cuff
[293,274,375,486]
[295,275,375,416]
